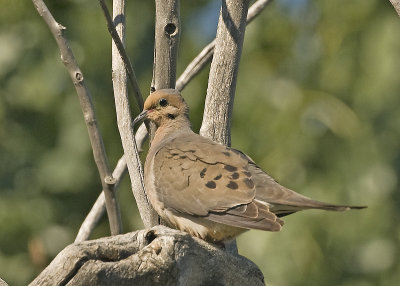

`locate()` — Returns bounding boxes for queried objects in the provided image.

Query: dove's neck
[150,116,193,151]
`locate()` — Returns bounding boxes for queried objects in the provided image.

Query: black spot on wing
[224,165,238,172]
[230,172,239,179]
[227,181,238,190]
[200,168,207,178]
[205,181,216,189]
[222,151,231,157]
[214,174,222,180]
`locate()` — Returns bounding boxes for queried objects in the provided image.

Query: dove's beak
[133,109,154,126]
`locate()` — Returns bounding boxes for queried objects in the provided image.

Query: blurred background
[1,0,399,285]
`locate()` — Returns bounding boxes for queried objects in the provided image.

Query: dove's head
[134,89,190,128]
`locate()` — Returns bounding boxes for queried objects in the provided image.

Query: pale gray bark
[30,226,265,286]
[389,0,400,16]
[32,0,122,236]
[0,278,9,286]
[151,0,181,91]
[200,0,251,147]
[110,0,158,228]
[99,0,144,110]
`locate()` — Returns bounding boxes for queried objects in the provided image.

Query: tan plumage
[133,89,366,242]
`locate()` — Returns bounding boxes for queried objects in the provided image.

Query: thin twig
[32,0,122,236]
[98,0,144,109]
[176,0,273,91]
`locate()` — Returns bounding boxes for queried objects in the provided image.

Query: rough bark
[151,0,181,91]
[30,226,265,286]
[389,0,400,16]
[110,0,158,228]
[200,0,250,146]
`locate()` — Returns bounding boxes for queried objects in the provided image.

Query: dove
[133,89,366,243]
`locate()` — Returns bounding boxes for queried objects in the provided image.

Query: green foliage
[0,0,399,285]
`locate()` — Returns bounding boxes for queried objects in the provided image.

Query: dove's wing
[151,133,283,231]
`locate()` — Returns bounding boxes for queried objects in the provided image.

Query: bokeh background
[1,0,399,285]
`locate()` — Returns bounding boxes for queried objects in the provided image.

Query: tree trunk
[30,226,265,286]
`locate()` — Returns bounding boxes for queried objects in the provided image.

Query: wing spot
[227,181,238,190]
[214,174,222,180]
[179,155,187,159]
[243,178,254,189]
[200,168,207,178]
[205,181,216,189]
[224,165,238,172]
[222,151,230,157]
[230,172,239,179]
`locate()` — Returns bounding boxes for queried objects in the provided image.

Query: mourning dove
[133,89,365,242]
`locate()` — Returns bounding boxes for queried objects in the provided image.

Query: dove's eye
[159,98,168,107]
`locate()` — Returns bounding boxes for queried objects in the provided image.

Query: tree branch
[151,0,181,91]
[106,0,158,228]
[98,0,144,109]
[389,0,400,16]
[31,226,265,286]
[200,0,250,145]
[32,0,122,236]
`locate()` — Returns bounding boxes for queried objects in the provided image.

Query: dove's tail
[266,197,367,218]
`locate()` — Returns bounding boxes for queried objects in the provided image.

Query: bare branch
[389,0,400,16]
[176,0,273,91]
[200,0,250,146]
[107,0,158,228]
[32,0,122,236]
[98,0,144,109]
[151,0,181,91]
